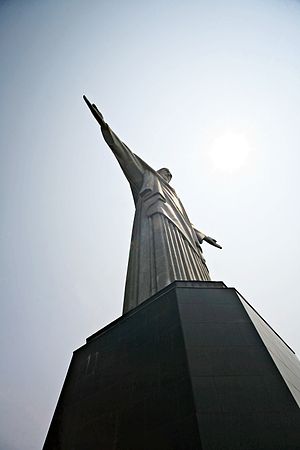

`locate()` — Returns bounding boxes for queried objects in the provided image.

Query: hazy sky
[1,1,300,448]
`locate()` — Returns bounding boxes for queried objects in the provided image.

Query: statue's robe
[101,124,210,313]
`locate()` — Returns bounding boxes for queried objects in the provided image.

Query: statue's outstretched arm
[83,95,143,190]
[194,227,222,249]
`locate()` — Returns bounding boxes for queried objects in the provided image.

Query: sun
[210,131,251,172]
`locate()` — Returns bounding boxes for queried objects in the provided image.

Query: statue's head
[157,168,172,183]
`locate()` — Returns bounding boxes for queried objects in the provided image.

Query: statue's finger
[83,95,92,108]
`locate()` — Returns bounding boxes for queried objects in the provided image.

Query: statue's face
[157,168,172,183]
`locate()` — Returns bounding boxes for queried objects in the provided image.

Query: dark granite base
[43,282,300,450]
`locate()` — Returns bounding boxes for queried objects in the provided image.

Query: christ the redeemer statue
[84,96,222,314]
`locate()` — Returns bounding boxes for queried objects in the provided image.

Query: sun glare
[210,132,251,173]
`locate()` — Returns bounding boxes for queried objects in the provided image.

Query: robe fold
[101,124,210,313]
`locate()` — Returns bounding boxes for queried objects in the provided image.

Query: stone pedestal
[43,281,300,450]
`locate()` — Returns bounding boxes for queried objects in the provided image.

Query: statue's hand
[204,236,222,249]
[83,95,106,126]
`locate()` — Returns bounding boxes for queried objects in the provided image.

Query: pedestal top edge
[81,281,227,348]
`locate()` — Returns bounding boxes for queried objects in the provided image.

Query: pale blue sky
[1,1,300,448]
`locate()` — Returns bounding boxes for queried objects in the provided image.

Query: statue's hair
[157,168,172,180]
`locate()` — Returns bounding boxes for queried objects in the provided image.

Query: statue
[83,96,222,313]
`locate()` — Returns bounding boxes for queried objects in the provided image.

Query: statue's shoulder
[134,154,175,190]
[134,154,155,173]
